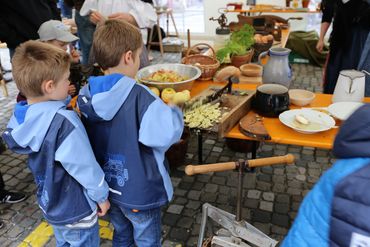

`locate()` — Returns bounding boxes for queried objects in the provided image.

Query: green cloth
[286,31,329,67]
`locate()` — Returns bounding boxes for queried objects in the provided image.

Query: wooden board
[187,86,255,138]
[239,110,271,140]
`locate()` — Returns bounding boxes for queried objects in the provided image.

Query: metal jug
[332,70,366,103]
[258,47,292,88]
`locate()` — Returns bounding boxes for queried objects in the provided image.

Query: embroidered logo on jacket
[103,154,128,187]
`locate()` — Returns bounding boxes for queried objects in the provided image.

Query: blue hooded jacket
[282,104,370,247]
[2,101,109,225]
[78,74,184,210]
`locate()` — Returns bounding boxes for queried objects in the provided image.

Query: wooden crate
[188,86,255,138]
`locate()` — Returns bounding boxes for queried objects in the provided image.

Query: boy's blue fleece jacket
[2,101,109,225]
[78,74,184,210]
[282,104,370,247]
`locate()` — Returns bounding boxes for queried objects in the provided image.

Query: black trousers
[0,137,6,193]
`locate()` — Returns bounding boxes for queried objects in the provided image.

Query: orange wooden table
[191,80,370,152]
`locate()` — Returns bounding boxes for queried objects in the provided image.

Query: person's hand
[70,48,80,63]
[90,10,105,25]
[68,84,77,96]
[97,200,110,217]
[316,39,325,53]
[108,12,137,26]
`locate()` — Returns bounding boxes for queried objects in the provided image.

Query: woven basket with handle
[182,43,220,81]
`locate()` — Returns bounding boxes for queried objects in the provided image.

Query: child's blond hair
[12,40,71,98]
[92,19,143,70]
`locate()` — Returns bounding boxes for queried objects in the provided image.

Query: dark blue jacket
[2,101,109,225]
[282,104,370,247]
[78,74,184,210]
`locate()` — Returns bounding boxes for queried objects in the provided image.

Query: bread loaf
[213,66,241,82]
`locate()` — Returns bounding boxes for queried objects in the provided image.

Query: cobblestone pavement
[0,51,333,246]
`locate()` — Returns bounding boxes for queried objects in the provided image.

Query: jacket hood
[3,101,66,153]
[333,104,370,158]
[78,73,136,122]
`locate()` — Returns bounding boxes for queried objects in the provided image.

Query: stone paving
[0,50,334,246]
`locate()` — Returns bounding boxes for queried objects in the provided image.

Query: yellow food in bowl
[144,69,188,83]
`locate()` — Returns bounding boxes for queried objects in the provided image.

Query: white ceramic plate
[328,102,364,121]
[279,109,335,134]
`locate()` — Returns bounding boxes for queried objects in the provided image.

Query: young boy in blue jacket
[282,104,370,247]
[2,41,110,247]
[77,19,184,246]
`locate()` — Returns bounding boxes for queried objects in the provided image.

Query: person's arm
[139,98,184,151]
[108,12,138,26]
[316,0,335,52]
[316,22,331,52]
[90,10,106,25]
[108,0,156,29]
[54,112,110,212]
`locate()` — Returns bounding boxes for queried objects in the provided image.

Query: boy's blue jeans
[109,204,162,247]
[52,222,100,247]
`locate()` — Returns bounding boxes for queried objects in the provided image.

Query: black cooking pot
[253,84,290,117]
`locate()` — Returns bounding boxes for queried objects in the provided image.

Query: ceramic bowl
[288,89,316,106]
[240,63,263,77]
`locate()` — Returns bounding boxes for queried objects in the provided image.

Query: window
[156,0,205,34]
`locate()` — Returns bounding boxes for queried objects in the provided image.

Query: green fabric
[289,51,310,64]
[286,31,329,67]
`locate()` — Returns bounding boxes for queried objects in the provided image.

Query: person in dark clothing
[0,0,60,57]
[282,103,370,246]
[317,0,370,94]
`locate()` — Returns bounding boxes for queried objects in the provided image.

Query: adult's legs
[75,11,95,65]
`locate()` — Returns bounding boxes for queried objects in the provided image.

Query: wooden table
[190,80,370,162]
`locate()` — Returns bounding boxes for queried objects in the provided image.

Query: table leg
[197,131,203,164]
[252,141,257,159]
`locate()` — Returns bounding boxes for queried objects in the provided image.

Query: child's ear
[42,80,55,94]
[123,50,134,65]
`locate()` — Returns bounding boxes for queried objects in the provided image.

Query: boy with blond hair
[78,19,184,246]
[2,41,110,247]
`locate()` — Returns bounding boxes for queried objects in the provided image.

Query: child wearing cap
[38,20,83,97]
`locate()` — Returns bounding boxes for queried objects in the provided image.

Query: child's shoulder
[133,83,159,101]
[56,108,84,129]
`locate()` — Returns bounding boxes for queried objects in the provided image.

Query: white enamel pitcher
[332,70,367,103]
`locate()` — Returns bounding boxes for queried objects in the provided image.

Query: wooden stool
[147,8,179,56]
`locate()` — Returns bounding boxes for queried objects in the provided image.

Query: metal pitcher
[332,70,366,103]
[258,47,292,88]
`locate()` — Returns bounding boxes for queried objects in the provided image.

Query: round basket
[182,43,220,81]
[252,40,273,62]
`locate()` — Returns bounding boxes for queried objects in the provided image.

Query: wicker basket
[252,40,273,62]
[182,43,220,81]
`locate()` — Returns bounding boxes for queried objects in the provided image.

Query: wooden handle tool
[185,154,294,176]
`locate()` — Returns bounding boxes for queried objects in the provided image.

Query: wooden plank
[217,91,255,138]
[187,86,255,138]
